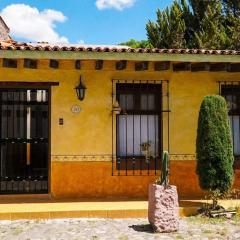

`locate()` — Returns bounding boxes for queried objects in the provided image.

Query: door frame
[0,81,58,194]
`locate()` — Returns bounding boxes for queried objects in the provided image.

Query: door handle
[26,106,31,165]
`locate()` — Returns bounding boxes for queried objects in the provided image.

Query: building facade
[0,41,240,199]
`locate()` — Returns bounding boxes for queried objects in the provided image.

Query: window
[3,58,17,68]
[49,59,59,69]
[222,85,240,156]
[116,83,162,170]
[24,59,37,69]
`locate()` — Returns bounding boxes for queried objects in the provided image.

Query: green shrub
[196,95,234,194]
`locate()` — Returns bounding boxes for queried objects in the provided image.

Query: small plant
[209,189,224,210]
[156,151,169,188]
[140,141,153,163]
[201,189,224,216]
[199,189,237,218]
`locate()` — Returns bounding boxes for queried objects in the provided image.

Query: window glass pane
[119,94,134,110]
[117,115,159,157]
[230,116,240,155]
[141,94,155,110]
[225,94,237,111]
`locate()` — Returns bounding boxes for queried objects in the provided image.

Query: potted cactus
[148,151,179,233]
[140,141,153,164]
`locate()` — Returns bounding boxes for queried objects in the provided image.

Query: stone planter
[148,184,179,233]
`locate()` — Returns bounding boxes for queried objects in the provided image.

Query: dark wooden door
[0,89,49,194]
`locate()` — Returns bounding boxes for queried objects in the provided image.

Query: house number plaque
[71,105,81,114]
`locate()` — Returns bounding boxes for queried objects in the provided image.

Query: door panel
[0,89,49,194]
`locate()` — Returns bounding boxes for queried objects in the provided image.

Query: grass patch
[186,215,228,225]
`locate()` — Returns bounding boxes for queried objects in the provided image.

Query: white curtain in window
[117,115,159,156]
[229,116,240,155]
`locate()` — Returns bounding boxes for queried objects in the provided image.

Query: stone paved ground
[0,216,240,240]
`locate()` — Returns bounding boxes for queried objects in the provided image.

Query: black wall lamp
[75,76,87,101]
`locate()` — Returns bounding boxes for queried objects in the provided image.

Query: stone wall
[0,17,10,41]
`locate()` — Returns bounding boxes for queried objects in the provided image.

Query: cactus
[156,151,169,188]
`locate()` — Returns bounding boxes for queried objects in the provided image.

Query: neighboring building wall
[0,58,239,198]
[0,17,10,41]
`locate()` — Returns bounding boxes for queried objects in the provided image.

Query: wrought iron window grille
[111,79,170,176]
[219,81,240,160]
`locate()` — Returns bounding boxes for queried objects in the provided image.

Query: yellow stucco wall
[0,58,240,198]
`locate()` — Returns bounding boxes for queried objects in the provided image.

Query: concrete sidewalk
[0,196,239,220]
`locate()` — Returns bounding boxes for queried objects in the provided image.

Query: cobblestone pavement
[0,216,240,240]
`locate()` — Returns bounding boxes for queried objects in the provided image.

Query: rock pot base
[148,184,179,233]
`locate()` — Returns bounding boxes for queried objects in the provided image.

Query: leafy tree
[119,39,151,48]
[228,16,240,49]
[223,0,240,17]
[180,0,196,48]
[146,1,186,48]
[188,0,214,20]
[223,0,240,49]
[194,2,229,49]
[146,0,240,49]
[196,95,234,194]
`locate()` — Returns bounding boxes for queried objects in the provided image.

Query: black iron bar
[12,91,15,139]
[147,81,150,175]
[6,91,9,192]
[231,82,235,154]
[117,80,120,175]
[17,91,20,139]
[140,82,142,175]
[111,79,114,176]
[161,82,164,171]
[125,80,128,175]
[6,91,9,139]
[0,92,2,185]
[167,80,170,153]
[154,80,157,175]
[132,80,135,175]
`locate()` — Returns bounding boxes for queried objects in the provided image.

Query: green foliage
[161,151,169,187]
[146,0,240,49]
[196,95,234,194]
[194,2,229,49]
[146,1,186,48]
[119,39,152,48]
[223,0,240,17]
[156,151,169,187]
[227,14,240,50]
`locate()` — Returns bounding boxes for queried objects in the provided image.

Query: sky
[0,0,173,45]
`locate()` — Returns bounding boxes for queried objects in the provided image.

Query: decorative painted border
[51,154,196,162]
[51,155,112,162]
[170,154,196,161]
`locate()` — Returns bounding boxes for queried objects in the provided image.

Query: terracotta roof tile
[0,41,240,55]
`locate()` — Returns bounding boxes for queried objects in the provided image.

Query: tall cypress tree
[224,0,240,49]
[194,2,229,49]
[180,0,196,48]
[146,1,186,48]
[227,15,240,50]
[122,0,240,50]
[189,0,213,20]
[196,95,234,194]
[145,0,240,50]
[223,0,240,17]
